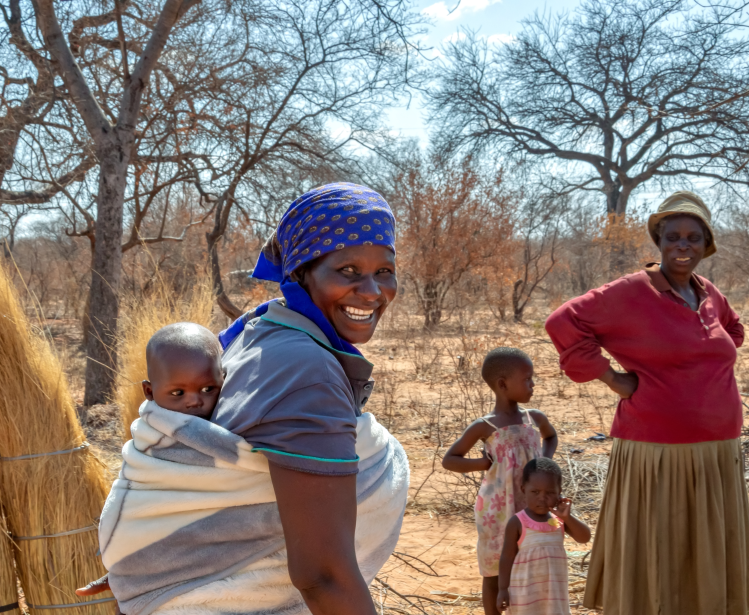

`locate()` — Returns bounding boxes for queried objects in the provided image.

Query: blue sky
[386,0,582,144]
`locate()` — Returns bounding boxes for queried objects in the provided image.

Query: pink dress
[474,409,542,576]
[508,510,570,615]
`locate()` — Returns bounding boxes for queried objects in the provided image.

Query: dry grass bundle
[0,510,20,615]
[0,262,113,615]
[116,270,214,435]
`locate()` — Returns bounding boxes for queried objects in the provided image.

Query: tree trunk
[2,219,18,258]
[422,281,442,330]
[34,0,199,405]
[206,230,242,320]
[605,182,620,215]
[83,140,129,405]
[512,279,524,322]
[606,187,633,278]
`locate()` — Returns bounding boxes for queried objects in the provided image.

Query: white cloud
[486,33,516,45]
[443,31,467,43]
[422,0,502,22]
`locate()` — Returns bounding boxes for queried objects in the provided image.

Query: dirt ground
[49,302,749,615]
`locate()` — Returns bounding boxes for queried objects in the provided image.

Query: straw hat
[647,191,716,257]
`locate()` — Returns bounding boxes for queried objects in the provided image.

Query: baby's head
[142,322,224,419]
[521,457,563,515]
[481,347,534,403]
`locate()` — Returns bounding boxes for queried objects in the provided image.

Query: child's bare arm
[441,421,492,474]
[497,516,521,612]
[555,498,591,543]
[529,410,558,458]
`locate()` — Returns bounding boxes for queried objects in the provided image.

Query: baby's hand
[497,588,510,612]
[554,497,573,521]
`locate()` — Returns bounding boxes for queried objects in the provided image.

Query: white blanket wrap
[99,401,409,615]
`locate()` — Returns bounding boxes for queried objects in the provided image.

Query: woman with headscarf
[545,191,749,615]
[79,183,408,615]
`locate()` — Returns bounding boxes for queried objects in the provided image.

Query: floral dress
[474,409,542,576]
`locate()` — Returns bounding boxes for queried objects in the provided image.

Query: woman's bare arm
[269,463,377,615]
[598,367,638,399]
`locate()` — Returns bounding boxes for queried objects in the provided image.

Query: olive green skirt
[584,438,749,615]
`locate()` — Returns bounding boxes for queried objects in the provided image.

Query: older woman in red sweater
[546,191,749,615]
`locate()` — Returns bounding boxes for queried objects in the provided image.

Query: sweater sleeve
[715,288,744,348]
[545,287,612,383]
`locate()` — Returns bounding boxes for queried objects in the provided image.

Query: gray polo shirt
[211,302,375,475]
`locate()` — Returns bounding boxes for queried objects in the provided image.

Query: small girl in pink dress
[442,348,558,615]
[498,458,591,615]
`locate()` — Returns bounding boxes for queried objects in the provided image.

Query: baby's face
[142,350,224,418]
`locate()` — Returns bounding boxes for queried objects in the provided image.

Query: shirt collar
[261,301,374,382]
[644,262,707,297]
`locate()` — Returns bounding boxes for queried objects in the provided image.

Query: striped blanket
[99,401,409,615]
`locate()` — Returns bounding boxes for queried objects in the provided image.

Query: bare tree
[510,194,560,322]
[0,0,97,207]
[0,203,39,256]
[1,1,204,258]
[3,0,422,404]
[430,0,749,228]
[31,0,200,404]
[165,0,424,318]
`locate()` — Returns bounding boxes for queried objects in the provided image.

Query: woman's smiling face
[659,215,707,277]
[295,244,397,344]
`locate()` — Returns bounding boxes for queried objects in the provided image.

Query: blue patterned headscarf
[252,182,396,283]
[219,183,396,356]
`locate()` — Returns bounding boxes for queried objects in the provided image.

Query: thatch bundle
[117,271,214,435]
[0,263,113,615]
[0,510,20,615]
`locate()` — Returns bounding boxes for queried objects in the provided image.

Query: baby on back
[76,323,225,600]
[142,322,224,419]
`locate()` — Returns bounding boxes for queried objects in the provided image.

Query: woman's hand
[497,588,510,612]
[599,367,638,399]
[75,575,110,596]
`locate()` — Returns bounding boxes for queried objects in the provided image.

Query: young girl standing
[442,347,558,615]
[498,458,591,614]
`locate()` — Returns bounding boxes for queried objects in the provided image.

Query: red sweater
[545,264,744,444]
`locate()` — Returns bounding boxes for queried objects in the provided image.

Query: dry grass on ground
[31,297,749,615]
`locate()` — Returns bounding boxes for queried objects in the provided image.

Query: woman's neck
[659,263,694,294]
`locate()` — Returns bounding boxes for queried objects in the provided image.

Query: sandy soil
[47,307,749,615]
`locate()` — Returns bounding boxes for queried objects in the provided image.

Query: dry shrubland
[3,199,749,614]
[1,236,747,614]
[5,1,749,612]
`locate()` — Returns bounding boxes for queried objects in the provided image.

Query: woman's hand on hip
[599,367,638,399]
[269,463,377,615]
